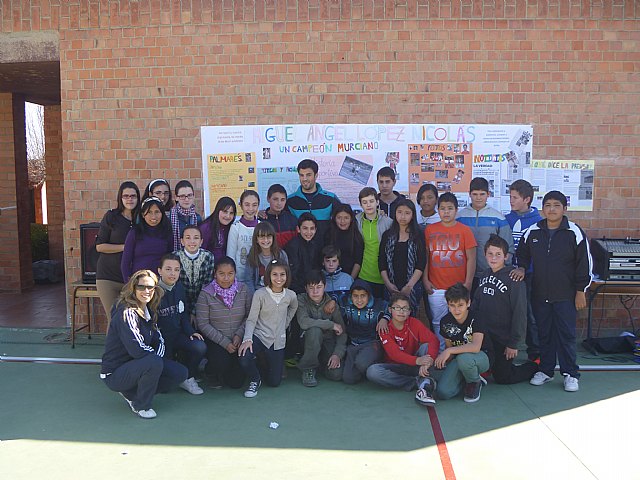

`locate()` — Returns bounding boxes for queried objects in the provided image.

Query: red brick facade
[0,1,638,326]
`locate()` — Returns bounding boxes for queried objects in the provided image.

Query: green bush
[31,223,49,261]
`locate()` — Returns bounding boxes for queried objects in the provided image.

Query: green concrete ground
[1,328,638,480]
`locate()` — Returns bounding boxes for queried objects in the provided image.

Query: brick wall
[0,93,33,292]
[0,1,638,329]
[44,104,65,264]
[0,93,21,291]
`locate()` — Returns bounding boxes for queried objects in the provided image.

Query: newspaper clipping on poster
[201,124,593,215]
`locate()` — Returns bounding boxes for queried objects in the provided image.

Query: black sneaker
[415,387,436,406]
[463,379,485,403]
[244,380,262,398]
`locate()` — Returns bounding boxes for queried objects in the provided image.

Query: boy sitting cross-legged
[366,293,439,407]
[339,280,389,384]
[434,283,493,403]
[296,270,347,387]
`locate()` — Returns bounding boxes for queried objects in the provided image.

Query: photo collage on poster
[407,142,472,202]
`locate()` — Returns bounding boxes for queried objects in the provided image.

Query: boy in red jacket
[366,293,439,406]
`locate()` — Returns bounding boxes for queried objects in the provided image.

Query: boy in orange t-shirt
[423,192,477,349]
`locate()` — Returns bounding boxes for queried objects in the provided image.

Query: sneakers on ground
[244,380,262,398]
[119,392,137,413]
[179,377,204,395]
[463,379,484,403]
[302,368,318,387]
[137,408,157,419]
[563,374,579,392]
[530,371,553,386]
[415,387,436,407]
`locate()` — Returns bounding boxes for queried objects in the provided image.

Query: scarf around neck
[170,204,198,251]
[208,279,239,309]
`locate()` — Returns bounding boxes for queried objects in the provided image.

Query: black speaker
[80,222,101,283]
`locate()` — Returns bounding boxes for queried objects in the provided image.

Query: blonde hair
[117,270,164,326]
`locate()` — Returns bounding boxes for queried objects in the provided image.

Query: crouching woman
[100,269,188,419]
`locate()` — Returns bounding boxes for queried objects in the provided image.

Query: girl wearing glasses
[142,178,173,210]
[96,181,140,316]
[121,197,173,282]
[169,180,202,251]
[101,270,188,419]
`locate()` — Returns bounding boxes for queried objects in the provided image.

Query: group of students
[98,159,593,419]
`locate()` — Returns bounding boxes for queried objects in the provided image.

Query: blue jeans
[238,336,285,387]
[165,333,207,379]
[366,343,430,391]
[433,351,490,400]
[532,299,579,378]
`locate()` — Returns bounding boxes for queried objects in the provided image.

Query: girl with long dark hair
[378,199,427,315]
[96,181,140,315]
[121,197,173,282]
[200,196,237,261]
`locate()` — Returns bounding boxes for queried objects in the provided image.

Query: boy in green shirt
[355,187,392,299]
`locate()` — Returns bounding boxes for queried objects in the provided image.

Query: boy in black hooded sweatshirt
[472,235,538,384]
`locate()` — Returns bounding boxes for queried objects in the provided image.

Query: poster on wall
[201,124,591,215]
[529,160,595,211]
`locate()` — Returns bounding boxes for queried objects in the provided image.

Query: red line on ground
[427,407,457,480]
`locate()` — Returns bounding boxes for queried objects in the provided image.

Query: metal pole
[1,355,638,370]
[0,355,100,365]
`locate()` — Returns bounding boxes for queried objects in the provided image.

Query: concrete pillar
[0,93,33,292]
[44,105,64,264]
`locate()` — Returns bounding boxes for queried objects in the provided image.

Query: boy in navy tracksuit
[515,191,592,393]
[506,179,543,360]
[157,254,207,395]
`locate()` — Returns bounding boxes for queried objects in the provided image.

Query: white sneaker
[563,374,579,392]
[179,377,204,395]
[137,408,157,419]
[530,371,553,386]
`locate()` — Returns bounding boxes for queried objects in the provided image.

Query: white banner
[200,124,594,216]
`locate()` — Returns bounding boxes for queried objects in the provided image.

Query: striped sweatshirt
[195,281,251,349]
[101,302,165,374]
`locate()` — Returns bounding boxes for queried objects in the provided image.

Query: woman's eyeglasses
[121,194,137,200]
[152,191,170,197]
[176,194,194,200]
[135,285,155,292]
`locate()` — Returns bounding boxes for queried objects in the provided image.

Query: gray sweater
[243,288,298,350]
[195,282,250,348]
[297,292,347,359]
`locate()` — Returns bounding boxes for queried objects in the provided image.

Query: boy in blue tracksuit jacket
[339,280,389,384]
[322,245,354,304]
[506,179,543,359]
[514,191,593,393]
[457,177,515,296]
[157,254,207,394]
